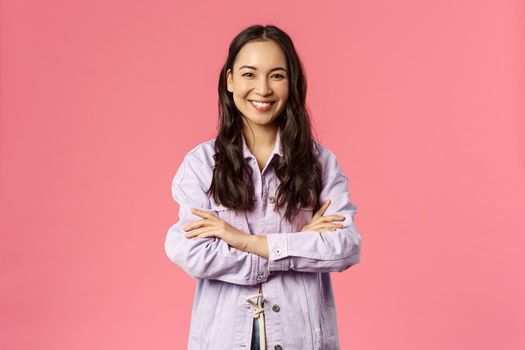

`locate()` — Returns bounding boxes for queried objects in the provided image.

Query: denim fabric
[165,126,362,349]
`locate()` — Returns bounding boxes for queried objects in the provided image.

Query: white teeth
[251,101,273,107]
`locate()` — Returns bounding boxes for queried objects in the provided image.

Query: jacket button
[268,195,276,204]
[256,274,264,281]
[272,304,280,312]
[274,345,282,350]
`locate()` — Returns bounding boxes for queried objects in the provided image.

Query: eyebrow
[238,65,288,73]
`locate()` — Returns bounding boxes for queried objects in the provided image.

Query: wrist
[242,233,256,252]
[246,234,269,259]
[225,229,252,252]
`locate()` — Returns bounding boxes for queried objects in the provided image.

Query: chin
[246,115,279,126]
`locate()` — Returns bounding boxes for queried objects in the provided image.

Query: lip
[249,100,275,112]
[248,99,276,103]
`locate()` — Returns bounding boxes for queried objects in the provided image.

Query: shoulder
[172,138,216,186]
[182,137,216,166]
[313,140,342,171]
[313,140,336,160]
[312,140,349,186]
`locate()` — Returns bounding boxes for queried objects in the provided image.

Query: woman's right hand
[300,199,345,233]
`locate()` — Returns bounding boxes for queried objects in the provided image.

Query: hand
[183,207,251,250]
[300,199,345,233]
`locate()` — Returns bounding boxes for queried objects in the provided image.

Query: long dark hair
[206,24,323,224]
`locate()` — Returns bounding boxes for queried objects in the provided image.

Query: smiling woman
[226,39,290,127]
[165,24,362,350]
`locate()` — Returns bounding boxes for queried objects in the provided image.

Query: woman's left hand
[182,207,251,251]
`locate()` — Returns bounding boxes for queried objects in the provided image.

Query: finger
[192,232,216,239]
[315,227,338,233]
[313,199,331,219]
[308,215,344,227]
[184,227,206,238]
[182,219,208,232]
[322,224,343,231]
[301,221,342,233]
[190,228,220,240]
[310,223,343,232]
[318,215,346,223]
[191,207,215,219]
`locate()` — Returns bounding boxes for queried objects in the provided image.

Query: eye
[242,72,254,77]
[273,73,287,79]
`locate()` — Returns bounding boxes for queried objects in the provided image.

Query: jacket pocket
[280,206,314,233]
[209,199,237,228]
[298,206,314,230]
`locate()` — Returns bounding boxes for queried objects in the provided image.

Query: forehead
[234,40,287,69]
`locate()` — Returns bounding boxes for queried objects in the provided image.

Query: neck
[242,121,278,153]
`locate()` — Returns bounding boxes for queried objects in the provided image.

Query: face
[226,40,289,128]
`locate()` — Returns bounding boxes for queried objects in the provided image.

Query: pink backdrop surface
[1,0,524,349]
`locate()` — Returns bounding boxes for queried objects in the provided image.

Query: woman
[165,24,362,350]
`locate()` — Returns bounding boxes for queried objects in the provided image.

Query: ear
[226,69,233,93]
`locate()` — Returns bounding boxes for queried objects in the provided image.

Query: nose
[255,76,272,95]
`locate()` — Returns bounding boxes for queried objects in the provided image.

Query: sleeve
[164,153,269,286]
[264,155,362,273]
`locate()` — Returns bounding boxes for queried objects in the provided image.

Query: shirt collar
[241,126,284,159]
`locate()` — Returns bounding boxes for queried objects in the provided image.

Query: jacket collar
[241,126,284,159]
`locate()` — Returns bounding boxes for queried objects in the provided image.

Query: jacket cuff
[266,233,290,272]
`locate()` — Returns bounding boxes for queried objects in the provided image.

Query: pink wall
[1,0,524,349]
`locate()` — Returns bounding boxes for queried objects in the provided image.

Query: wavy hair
[206,24,323,224]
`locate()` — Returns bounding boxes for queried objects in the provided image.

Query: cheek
[274,82,289,98]
[233,88,253,105]
[231,95,249,114]
[234,81,252,96]
[275,91,289,110]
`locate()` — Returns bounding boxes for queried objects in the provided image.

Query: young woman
[165,24,362,350]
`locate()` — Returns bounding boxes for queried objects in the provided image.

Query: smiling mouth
[249,99,275,104]
[249,100,275,112]
[249,100,276,110]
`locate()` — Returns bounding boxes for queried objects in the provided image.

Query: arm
[164,154,269,286]
[263,156,362,273]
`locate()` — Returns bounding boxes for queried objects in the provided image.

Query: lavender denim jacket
[164,128,362,349]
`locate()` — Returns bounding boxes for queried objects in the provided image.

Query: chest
[209,174,313,235]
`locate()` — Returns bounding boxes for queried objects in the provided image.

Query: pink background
[1,0,524,349]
